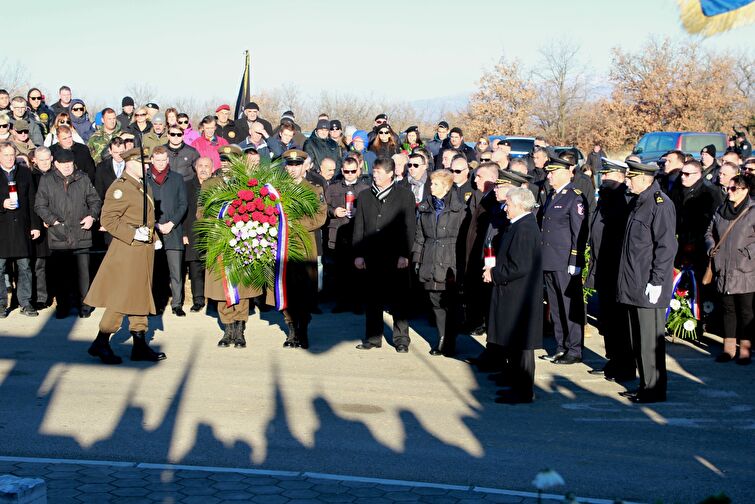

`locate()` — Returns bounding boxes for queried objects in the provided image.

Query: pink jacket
[183,125,200,146]
[193,135,229,170]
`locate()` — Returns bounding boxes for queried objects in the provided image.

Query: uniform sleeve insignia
[574,188,582,195]
[577,202,584,216]
[654,191,664,204]
[561,189,567,194]
[113,189,123,200]
[705,173,712,180]
[228,131,236,138]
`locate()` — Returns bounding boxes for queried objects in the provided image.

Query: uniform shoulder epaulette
[654,190,664,204]
[573,188,582,195]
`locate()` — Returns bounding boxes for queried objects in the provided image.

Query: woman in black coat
[484,185,543,404]
[412,170,465,356]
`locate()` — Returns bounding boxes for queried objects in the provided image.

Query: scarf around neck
[151,167,169,185]
[372,180,394,201]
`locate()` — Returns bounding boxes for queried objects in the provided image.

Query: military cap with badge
[282,149,308,165]
[219,144,243,160]
[494,170,530,187]
[599,158,628,174]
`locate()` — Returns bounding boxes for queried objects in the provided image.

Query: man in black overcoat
[352,157,416,352]
[484,185,543,404]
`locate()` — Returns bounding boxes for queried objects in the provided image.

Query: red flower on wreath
[264,206,274,216]
[232,214,242,223]
[269,193,278,201]
[247,178,259,187]
[246,202,255,212]
[242,214,250,223]
[251,211,263,221]
[272,208,280,215]
[677,289,688,298]
[225,219,232,227]
[237,205,246,214]
[255,199,265,210]
[260,187,269,197]
[227,206,236,216]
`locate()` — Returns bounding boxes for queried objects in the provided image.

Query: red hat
[215,104,231,113]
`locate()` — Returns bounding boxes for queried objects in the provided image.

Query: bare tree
[125,82,158,108]
[0,58,30,96]
[532,38,589,145]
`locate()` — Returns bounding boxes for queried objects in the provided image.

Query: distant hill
[410,92,471,121]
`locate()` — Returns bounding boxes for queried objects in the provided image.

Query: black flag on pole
[234,51,252,119]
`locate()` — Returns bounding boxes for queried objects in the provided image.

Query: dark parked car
[632,132,727,162]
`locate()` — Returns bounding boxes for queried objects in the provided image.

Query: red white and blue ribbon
[217,202,240,306]
[265,183,289,311]
[667,267,701,320]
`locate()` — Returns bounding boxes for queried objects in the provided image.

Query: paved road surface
[1,304,752,503]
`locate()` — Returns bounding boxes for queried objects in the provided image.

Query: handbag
[703,205,751,285]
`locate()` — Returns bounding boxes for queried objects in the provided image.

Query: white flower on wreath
[669,299,681,311]
[252,238,259,248]
[260,238,269,248]
[703,301,714,314]
[235,221,244,229]
[229,238,237,247]
[683,320,696,332]
[269,227,278,237]
[262,222,270,230]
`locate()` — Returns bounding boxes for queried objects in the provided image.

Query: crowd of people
[1,85,754,405]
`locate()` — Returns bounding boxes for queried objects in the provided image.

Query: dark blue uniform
[617,180,677,402]
[541,182,588,360]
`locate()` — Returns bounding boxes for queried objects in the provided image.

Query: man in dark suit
[484,186,543,404]
[539,154,588,365]
[147,146,188,316]
[352,157,416,353]
[94,138,127,201]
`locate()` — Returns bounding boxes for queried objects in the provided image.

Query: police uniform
[281,149,327,349]
[84,148,166,364]
[540,155,588,364]
[587,159,635,380]
[616,160,677,403]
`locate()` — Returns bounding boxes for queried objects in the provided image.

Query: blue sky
[5,0,754,107]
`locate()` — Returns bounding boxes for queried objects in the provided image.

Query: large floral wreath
[193,157,320,309]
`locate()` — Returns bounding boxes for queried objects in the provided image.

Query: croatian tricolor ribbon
[265,183,289,311]
[217,202,240,306]
[666,267,701,320]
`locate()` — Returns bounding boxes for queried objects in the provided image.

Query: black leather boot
[88,331,122,365]
[217,323,234,347]
[234,321,247,348]
[130,331,167,361]
[283,320,297,348]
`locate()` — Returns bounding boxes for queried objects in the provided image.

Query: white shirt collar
[510,212,529,224]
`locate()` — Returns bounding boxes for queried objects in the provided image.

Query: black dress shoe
[470,325,486,336]
[587,369,606,376]
[539,351,565,362]
[715,353,735,363]
[172,307,186,317]
[429,348,442,356]
[395,345,409,353]
[619,390,638,398]
[606,373,636,383]
[553,354,582,365]
[20,305,39,317]
[356,342,381,350]
[735,356,752,366]
[190,303,205,313]
[630,393,666,404]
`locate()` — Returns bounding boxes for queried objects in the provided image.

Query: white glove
[134,226,150,242]
[567,265,581,276]
[154,239,163,250]
[645,283,662,304]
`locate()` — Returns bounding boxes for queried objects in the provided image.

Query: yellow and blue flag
[679,0,755,35]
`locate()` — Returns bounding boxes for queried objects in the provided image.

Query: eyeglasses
[0,124,9,129]
[135,113,147,117]
[72,107,85,112]
[342,169,358,174]
[727,186,743,192]
[177,120,189,125]
[58,120,70,125]
[28,96,42,101]
[407,163,423,168]
[15,130,29,135]
[331,127,341,131]
[168,132,184,137]
[680,171,699,177]
[480,157,492,162]
[451,169,466,174]
[378,131,390,135]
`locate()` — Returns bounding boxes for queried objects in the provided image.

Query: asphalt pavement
[0,303,752,503]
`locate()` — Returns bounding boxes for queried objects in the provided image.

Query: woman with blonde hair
[44,112,85,146]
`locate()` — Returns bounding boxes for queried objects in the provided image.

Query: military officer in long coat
[203,145,262,349]
[617,160,677,403]
[85,148,166,364]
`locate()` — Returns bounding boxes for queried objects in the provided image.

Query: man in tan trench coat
[84,148,166,364]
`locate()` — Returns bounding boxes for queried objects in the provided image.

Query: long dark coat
[487,213,543,350]
[183,176,202,262]
[412,190,465,291]
[0,165,40,258]
[147,169,188,251]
